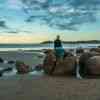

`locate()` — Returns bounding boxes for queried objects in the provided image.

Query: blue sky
[0,0,100,43]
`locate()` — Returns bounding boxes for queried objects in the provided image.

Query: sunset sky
[0,0,100,43]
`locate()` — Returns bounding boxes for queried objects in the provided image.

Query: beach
[0,50,100,100]
[0,75,100,100]
[0,0,100,99]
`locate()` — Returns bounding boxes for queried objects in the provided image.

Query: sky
[0,0,100,43]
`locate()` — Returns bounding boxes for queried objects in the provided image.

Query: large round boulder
[43,50,76,75]
[79,52,100,76]
[79,52,93,68]
[54,56,76,75]
[15,61,30,74]
[90,48,100,53]
[78,52,94,77]
[86,56,100,75]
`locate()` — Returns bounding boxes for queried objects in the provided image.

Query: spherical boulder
[43,50,76,75]
[79,52,93,68]
[86,56,100,75]
[54,56,76,75]
[78,52,95,76]
[90,48,100,53]
[15,61,30,74]
[79,52,100,76]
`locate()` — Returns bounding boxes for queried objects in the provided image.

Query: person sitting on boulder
[54,35,64,59]
[49,35,64,75]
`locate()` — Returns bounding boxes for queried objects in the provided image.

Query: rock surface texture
[43,50,76,75]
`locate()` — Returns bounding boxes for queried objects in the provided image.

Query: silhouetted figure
[54,35,64,58]
[50,35,64,75]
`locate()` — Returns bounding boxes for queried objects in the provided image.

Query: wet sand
[0,50,45,69]
[0,75,100,100]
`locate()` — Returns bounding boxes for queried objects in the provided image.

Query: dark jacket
[54,39,62,48]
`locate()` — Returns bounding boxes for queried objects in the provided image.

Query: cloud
[21,0,100,30]
[0,29,33,34]
[6,30,18,34]
[7,0,23,10]
[0,19,20,34]
[0,19,34,34]
[0,20,8,29]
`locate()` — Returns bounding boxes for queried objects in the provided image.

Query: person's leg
[50,48,64,75]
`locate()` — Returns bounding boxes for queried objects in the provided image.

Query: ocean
[0,43,99,51]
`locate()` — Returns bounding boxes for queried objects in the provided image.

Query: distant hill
[0,40,100,45]
[40,41,53,44]
[41,40,100,44]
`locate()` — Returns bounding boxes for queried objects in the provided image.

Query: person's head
[56,35,60,40]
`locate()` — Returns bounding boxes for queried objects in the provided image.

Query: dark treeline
[0,40,100,45]
[41,40,100,44]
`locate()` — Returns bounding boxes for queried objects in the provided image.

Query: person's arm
[54,40,56,49]
[59,40,62,47]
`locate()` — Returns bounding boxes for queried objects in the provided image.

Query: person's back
[54,38,62,49]
[49,35,64,75]
[54,35,64,58]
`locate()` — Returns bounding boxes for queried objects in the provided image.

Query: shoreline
[0,42,99,52]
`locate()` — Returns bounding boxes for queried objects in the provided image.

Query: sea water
[0,43,99,51]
